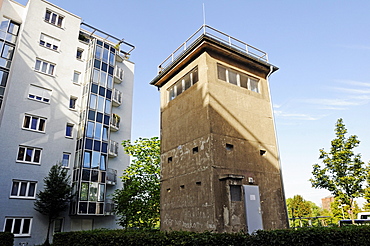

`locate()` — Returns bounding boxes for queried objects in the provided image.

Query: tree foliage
[310,118,367,220]
[114,137,160,229]
[34,164,73,245]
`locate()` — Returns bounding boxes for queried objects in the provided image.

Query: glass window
[66,124,73,137]
[69,97,77,109]
[98,184,105,201]
[73,71,80,84]
[100,154,106,170]
[92,69,99,83]
[0,70,8,87]
[217,64,260,93]
[95,45,102,60]
[40,33,60,51]
[92,151,100,169]
[102,127,108,141]
[104,99,111,114]
[28,85,51,103]
[107,75,113,89]
[62,153,70,167]
[23,114,46,132]
[94,123,102,140]
[228,70,238,85]
[80,182,88,200]
[83,151,91,168]
[97,96,104,112]
[10,180,37,198]
[76,49,83,59]
[89,94,97,109]
[2,44,14,59]
[89,183,98,201]
[45,10,63,27]
[86,121,94,138]
[250,78,259,93]
[168,66,198,102]
[4,218,32,237]
[109,51,115,66]
[17,146,42,164]
[35,59,55,75]
[102,48,109,63]
[100,72,107,87]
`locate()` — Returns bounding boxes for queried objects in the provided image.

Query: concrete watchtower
[150,25,288,233]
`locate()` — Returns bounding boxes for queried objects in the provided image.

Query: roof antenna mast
[203,3,206,26]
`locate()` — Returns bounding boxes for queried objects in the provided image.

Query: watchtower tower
[150,25,288,233]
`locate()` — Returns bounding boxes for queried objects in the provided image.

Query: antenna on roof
[202,3,206,26]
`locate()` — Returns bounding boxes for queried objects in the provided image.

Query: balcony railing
[158,24,268,73]
[106,168,117,185]
[110,113,120,131]
[114,66,124,83]
[104,199,115,215]
[112,88,122,106]
[108,140,119,157]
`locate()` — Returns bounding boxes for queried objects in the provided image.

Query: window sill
[76,58,84,62]
[34,69,55,78]
[44,20,64,30]
[65,136,73,139]
[39,44,59,53]
[9,196,36,200]
[72,82,81,86]
[68,108,78,112]
[16,161,41,165]
[22,128,46,134]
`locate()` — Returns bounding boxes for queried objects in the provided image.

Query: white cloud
[274,110,321,121]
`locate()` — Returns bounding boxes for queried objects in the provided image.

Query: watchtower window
[217,64,260,93]
[230,185,242,201]
[168,66,198,102]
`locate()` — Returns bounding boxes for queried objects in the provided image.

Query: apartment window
[168,67,198,102]
[10,180,37,198]
[54,218,63,233]
[62,153,70,167]
[217,64,260,93]
[76,49,83,60]
[23,114,46,132]
[17,146,42,164]
[69,96,77,109]
[4,217,32,237]
[73,71,80,84]
[66,124,73,137]
[35,58,55,75]
[28,84,51,103]
[39,33,60,51]
[45,10,64,27]
[0,18,20,43]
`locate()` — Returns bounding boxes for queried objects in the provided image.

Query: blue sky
[29,0,370,206]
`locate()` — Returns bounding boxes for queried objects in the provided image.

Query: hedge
[0,232,14,246]
[53,226,370,246]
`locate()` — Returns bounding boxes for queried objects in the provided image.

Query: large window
[44,10,64,27]
[35,58,55,75]
[0,17,20,43]
[4,217,32,237]
[10,180,37,199]
[28,84,51,103]
[17,146,42,164]
[62,153,70,167]
[217,64,260,93]
[23,114,46,132]
[168,67,198,102]
[39,33,60,51]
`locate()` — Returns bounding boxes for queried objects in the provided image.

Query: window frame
[28,84,51,103]
[10,180,37,199]
[39,33,60,51]
[34,58,55,76]
[22,114,46,133]
[4,217,32,237]
[168,66,198,102]
[16,145,42,165]
[69,96,77,110]
[76,48,83,60]
[73,71,81,84]
[65,123,73,138]
[44,9,64,28]
[217,64,260,93]
[62,153,71,168]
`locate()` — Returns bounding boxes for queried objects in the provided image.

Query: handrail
[158,25,268,74]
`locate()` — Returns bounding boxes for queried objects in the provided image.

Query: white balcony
[108,140,119,157]
[112,88,122,107]
[110,113,120,131]
[106,168,117,185]
[114,66,124,83]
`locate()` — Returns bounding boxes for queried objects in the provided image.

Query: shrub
[0,232,14,246]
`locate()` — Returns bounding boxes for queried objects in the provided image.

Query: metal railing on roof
[158,25,268,74]
[80,22,135,55]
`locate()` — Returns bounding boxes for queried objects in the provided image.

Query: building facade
[0,0,134,245]
[151,25,288,233]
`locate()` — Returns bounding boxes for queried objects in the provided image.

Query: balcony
[114,66,124,83]
[112,88,122,106]
[108,140,119,157]
[110,113,120,131]
[104,199,115,215]
[106,168,117,185]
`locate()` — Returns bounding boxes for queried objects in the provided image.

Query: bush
[0,232,14,246]
[53,226,370,246]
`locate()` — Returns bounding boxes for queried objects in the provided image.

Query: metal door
[243,185,263,233]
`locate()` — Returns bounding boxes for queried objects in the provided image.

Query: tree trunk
[43,217,51,246]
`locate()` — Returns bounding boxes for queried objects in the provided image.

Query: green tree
[286,195,312,227]
[34,164,73,246]
[310,118,367,222]
[363,167,370,211]
[113,137,160,229]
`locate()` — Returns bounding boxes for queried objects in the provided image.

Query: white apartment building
[0,0,135,245]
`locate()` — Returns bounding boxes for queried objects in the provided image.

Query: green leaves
[310,118,366,221]
[113,137,160,229]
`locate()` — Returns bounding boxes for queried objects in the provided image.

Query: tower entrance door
[243,185,263,233]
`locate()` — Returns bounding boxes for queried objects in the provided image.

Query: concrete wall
[158,40,288,232]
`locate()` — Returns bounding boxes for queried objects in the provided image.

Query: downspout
[266,65,290,228]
